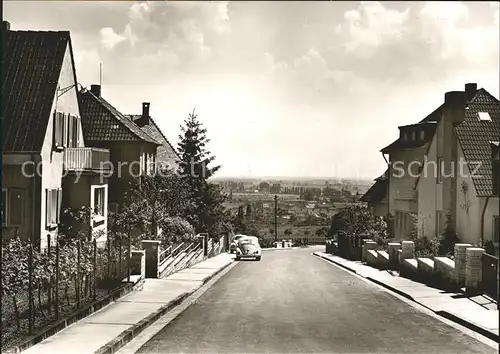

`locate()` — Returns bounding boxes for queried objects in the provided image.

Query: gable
[128,114,180,165]
[2,29,69,152]
[78,90,160,145]
[455,89,500,196]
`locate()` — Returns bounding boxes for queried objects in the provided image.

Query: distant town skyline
[5,1,499,179]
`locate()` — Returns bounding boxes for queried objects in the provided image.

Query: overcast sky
[5,1,499,179]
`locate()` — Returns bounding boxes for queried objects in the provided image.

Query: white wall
[39,43,81,249]
[389,146,426,215]
[417,133,438,238]
[455,144,481,244]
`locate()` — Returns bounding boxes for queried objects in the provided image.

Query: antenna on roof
[99,63,102,89]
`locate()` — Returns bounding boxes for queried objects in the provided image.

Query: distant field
[258,225,326,239]
[231,193,300,200]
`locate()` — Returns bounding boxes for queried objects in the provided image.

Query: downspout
[480,196,490,247]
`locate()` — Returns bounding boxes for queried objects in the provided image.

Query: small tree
[177,110,222,235]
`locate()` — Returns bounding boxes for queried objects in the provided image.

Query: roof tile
[78,90,160,145]
[456,89,500,196]
[128,114,180,167]
[2,29,69,152]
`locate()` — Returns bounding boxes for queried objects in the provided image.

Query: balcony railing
[64,147,111,172]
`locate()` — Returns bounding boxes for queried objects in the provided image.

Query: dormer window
[403,132,408,141]
[411,131,416,141]
[420,130,425,140]
[478,112,492,121]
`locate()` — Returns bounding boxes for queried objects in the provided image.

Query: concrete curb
[313,252,499,343]
[94,259,234,354]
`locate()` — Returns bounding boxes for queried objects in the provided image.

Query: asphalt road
[137,247,497,353]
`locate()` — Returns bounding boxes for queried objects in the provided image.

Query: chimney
[3,21,11,31]
[136,102,150,127]
[444,91,466,126]
[439,90,467,234]
[464,83,477,102]
[142,102,150,119]
[90,84,101,97]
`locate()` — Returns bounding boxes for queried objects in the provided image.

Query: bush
[329,204,388,241]
[438,218,460,256]
[158,217,195,247]
[414,236,440,258]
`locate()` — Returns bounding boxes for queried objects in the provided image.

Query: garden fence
[1,233,132,350]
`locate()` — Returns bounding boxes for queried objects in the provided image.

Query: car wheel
[256,256,261,261]
[236,256,241,261]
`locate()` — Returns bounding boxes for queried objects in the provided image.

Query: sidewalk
[21,253,235,354]
[314,251,499,341]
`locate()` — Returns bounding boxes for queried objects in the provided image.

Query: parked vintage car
[229,234,246,253]
[235,236,262,261]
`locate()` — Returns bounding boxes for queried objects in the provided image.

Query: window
[140,152,147,176]
[420,130,425,140]
[2,188,25,226]
[494,216,499,244]
[93,187,105,216]
[46,189,62,229]
[411,131,416,141]
[403,132,408,142]
[437,158,443,183]
[478,112,492,121]
[54,112,80,149]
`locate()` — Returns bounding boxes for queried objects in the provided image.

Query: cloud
[336,2,410,57]
[100,27,127,49]
[4,1,499,178]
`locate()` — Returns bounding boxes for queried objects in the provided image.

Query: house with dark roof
[127,103,179,172]
[78,84,161,210]
[2,22,110,249]
[416,83,499,251]
[360,169,389,218]
[380,116,439,239]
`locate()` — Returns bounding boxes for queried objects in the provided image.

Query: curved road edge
[313,251,499,347]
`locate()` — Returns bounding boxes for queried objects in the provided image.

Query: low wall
[366,250,378,267]
[376,251,390,270]
[434,257,455,285]
[400,258,418,279]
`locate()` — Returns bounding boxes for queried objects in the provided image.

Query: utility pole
[274,195,278,242]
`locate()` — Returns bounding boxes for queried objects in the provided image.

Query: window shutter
[54,113,62,147]
[68,115,74,147]
[61,113,67,147]
[75,116,81,146]
[57,189,62,223]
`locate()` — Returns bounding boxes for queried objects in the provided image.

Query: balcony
[64,147,111,172]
